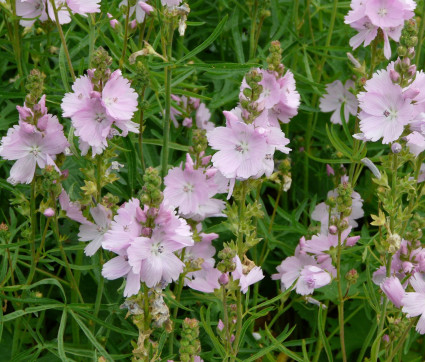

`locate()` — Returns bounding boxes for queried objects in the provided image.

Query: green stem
[248,0,259,59]
[385,319,415,361]
[222,287,233,356]
[231,289,243,360]
[139,89,146,171]
[304,0,338,199]
[96,156,102,203]
[50,0,75,80]
[119,3,131,69]
[336,228,347,362]
[10,1,24,82]
[161,21,174,180]
[416,2,425,65]
[28,179,37,284]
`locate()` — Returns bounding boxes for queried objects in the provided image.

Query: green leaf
[199,306,226,357]
[176,15,229,64]
[58,309,68,361]
[1,303,64,322]
[318,306,333,362]
[69,310,114,362]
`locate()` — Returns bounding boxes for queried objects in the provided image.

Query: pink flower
[120,0,153,24]
[345,0,415,59]
[47,0,71,24]
[127,234,186,288]
[164,154,226,220]
[196,103,214,131]
[402,273,425,334]
[0,107,69,185]
[102,198,144,254]
[161,0,181,6]
[43,208,55,217]
[303,227,360,258]
[232,256,264,294]
[358,67,414,144]
[319,80,358,125]
[207,113,269,179]
[16,0,48,27]
[78,204,112,256]
[406,131,425,156]
[59,190,91,225]
[272,250,332,295]
[61,75,93,118]
[101,70,138,121]
[66,0,100,15]
[381,276,405,308]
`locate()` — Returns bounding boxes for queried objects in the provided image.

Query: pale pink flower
[402,273,425,334]
[196,103,214,130]
[365,0,409,28]
[101,70,138,121]
[78,204,112,256]
[381,276,405,308]
[16,0,48,27]
[47,0,71,24]
[61,75,93,118]
[232,256,264,294]
[127,234,186,288]
[0,110,68,185]
[207,112,268,179]
[358,68,414,143]
[161,0,181,6]
[272,249,332,295]
[120,0,153,23]
[102,198,144,254]
[406,131,425,156]
[59,190,90,225]
[164,154,226,220]
[66,0,100,15]
[319,80,358,125]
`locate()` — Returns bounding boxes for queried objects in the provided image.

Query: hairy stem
[337,228,347,362]
[50,0,75,80]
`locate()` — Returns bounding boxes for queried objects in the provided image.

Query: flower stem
[119,3,131,69]
[249,0,259,60]
[231,289,243,360]
[139,89,146,171]
[222,287,233,356]
[161,21,174,180]
[96,156,102,203]
[50,0,75,81]
[9,1,24,82]
[336,228,347,362]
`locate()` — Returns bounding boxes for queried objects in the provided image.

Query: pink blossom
[358,67,414,144]
[59,190,91,225]
[43,208,55,217]
[66,0,100,15]
[161,0,181,6]
[272,250,332,295]
[196,103,214,131]
[232,256,264,294]
[319,80,358,125]
[406,131,425,156]
[101,70,138,121]
[402,273,425,334]
[365,0,409,28]
[0,107,69,185]
[47,0,71,24]
[61,75,93,118]
[164,154,226,220]
[381,276,405,308]
[78,204,112,256]
[16,0,48,27]
[207,113,269,180]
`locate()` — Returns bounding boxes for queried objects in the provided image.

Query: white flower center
[95,112,106,123]
[235,141,249,154]
[104,97,118,106]
[183,183,194,193]
[378,7,387,17]
[262,87,271,98]
[384,109,398,121]
[30,145,41,156]
[151,243,164,256]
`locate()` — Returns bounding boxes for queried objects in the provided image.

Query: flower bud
[139,1,154,14]
[391,142,402,153]
[389,69,400,84]
[345,269,358,284]
[329,225,338,235]
[219,273,229,286]
[43,208,55,217]
[407,64,417,77]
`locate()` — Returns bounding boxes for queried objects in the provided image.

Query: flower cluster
[164,153,226,221]
[169,95,214,130]
[0,95,68,185]
[16,0,101,27]
[345,0,415,59]
[319,80,358,125]
[100,198,194,296]
[61,68,138,156]
[118,0,154,25]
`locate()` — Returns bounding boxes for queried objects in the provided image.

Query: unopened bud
[219,273,229,286]
[329,225,338,235]
[345,269,358,284]
[43,208,55,217]
[347,52,361,68]
[391,142,402,154]
[389,69,400,84]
